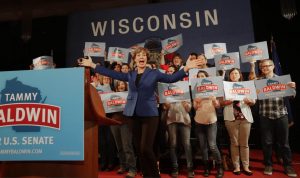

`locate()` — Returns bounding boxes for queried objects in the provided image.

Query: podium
[0,68,121,178]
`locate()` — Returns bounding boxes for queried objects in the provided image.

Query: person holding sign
[110,80,137,177]
[220,68,255,176]
[249,59,297,177]
[78,47,201,178]
[162,65,194,178]
[193,70,223,178]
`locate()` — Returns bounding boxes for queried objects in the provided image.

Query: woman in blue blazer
[79,47,200,178]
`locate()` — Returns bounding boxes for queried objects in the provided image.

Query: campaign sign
[223,80,257,100]
[0,68,84,161]
[214,52,240,70]
[158,81,190,103]
[239,41,269,63]
[161,34,183,54]
[32,56,55,70]
[204,43,227,59]
[107,47,130,63]
[100,91,128,113]
[254,75,296,100]
[84,42,106,57]
[189,67,217,85]
[190,76,224,99]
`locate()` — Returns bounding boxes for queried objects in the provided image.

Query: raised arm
[78,56,128,81]
[158,56,202,83]
[248,61,257,80]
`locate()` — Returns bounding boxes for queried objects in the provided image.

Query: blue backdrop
[66,0,254,71]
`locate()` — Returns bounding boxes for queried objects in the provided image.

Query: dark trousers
[260,115,292,167]
[128,116,160,178]
[99,125,117,168]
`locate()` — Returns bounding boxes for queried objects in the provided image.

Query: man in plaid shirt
[255,59,297,177]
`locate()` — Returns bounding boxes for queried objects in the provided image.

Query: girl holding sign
[163,65,194,178]
[110,81,137,177]
[220,68,255,176]
[193,70,223,178]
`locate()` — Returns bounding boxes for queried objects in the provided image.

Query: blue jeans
[195,122,222,163]
[110,123,136,172]
[260,115,292,167]
[167,123,193,169]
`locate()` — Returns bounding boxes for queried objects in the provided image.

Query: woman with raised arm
[78,47,201,178]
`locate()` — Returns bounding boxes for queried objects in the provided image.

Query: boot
[203,160,210,177]
[171,167,178,178]
[216,163,224,178]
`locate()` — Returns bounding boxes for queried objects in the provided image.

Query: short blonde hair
[131,47,150,61]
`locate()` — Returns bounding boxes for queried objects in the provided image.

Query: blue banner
[66,0,254,71]
[0,68,84,161]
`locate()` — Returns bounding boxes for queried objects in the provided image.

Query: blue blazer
[93,66,187,117]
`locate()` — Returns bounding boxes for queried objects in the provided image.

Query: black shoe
[233,170,241,175]
[284,166,297,177]
[263,166,272,175]
[106,164,114,171]
[100,165,107,171]
[203,160,210,177]
[203,169,210,177]
[243,170,253,176]
[216,164,224,178]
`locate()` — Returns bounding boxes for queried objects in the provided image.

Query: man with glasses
[252,59,297,177]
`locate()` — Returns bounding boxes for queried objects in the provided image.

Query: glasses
[260,65,273,68]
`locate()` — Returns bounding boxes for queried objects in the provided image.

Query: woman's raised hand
[184,55,201,72]
[78,56,97,69]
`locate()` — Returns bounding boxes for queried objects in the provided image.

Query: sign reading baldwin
[0,68,84,161]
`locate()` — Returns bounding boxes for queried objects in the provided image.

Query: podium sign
[0,68,84,161]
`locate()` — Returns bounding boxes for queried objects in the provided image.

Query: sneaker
[125,171,137,178]
[263,166,273,175]
[285,166,297,177]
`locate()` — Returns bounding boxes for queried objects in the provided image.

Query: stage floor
[99,149,300,178]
